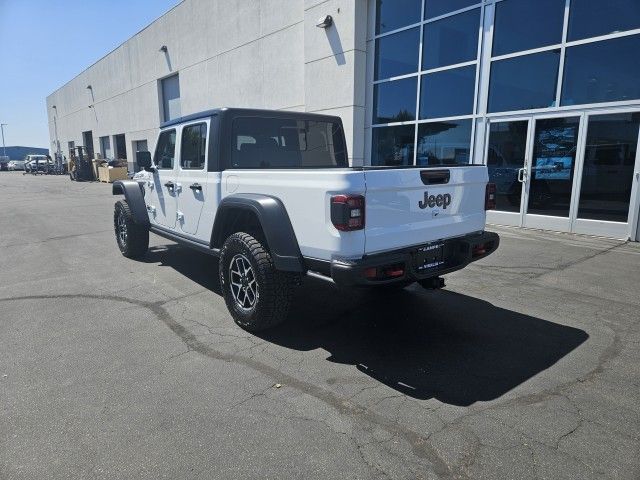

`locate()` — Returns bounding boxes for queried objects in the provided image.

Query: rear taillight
[363,263,405,281]
[331,194,365,231]
[485,183,497,210]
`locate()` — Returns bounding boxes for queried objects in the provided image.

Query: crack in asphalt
[1,285,630,480]
[0,229,113,248]
[0,293,458,480]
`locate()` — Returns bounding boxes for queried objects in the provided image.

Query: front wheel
[219,232,294,332]
[114,200,149,259]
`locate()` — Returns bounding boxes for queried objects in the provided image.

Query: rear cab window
[230,116,347,169]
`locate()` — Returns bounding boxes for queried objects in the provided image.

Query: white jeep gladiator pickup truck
[113,108,499,331]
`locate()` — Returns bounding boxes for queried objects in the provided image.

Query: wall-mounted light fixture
[316,15,333,28]
[159,45,168,53]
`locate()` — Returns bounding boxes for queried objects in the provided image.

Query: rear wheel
[114,200,149,259]
[219,232,294,332]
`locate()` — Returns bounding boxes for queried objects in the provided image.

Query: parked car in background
[24,155,50,173]
[0,156,9,171]
[8,159,26,171]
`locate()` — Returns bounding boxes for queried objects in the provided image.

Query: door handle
[189,183,202,191]
[164,181,175,190]
[517,168,527,183]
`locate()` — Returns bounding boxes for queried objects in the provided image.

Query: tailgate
[363,167,488,254]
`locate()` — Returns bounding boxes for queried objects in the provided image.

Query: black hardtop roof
[160,107,342,129]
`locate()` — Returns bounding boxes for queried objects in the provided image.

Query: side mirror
[137,151,153,171]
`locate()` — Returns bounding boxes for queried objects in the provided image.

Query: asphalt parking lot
[1,172,639,479]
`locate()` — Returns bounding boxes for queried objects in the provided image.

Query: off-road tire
[219,232,294,332]
[114,200,149,259]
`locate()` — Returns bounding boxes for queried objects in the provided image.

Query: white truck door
[148,128,178,228]
[175,120,210,235]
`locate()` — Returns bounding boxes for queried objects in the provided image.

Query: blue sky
[0,0,180,148]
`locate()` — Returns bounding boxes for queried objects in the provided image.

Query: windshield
[231,116,347,169]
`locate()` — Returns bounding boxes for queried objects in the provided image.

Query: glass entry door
[486,111,640,240]
[486,115,584,232]
[523,116,582,232]
[485,119,532,227]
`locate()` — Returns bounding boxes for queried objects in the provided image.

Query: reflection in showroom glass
[578,113,640,223]
[374,28,420,80]
[372,125,416,166]
[424,0,479,20]
[375,0,422,35]
[487,121,529,213]
[492,0,565,56]
[417,120,472,166]
[422,8,480,70]
[488,51,560,113]
[568,0,640,41]
[373,77,417,124]
[561,35,640,107]
[420,65,476,119]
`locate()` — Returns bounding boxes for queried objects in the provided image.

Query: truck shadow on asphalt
[146,245,589,407]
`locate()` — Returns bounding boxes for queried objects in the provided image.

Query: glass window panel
[488,51,560,113]
[420,65,476,119]
[487,121,529,213]
[376,0,422,35]
[493,0,565,56]
[154,129,176,170]
[568,0,640,41]
[423,8,480,70]
[181,123,207,170]
[231,118,347,168]
[371,125,415,166]
[373,77,418,124]
[425,0,478,20]
[417,119,472,166]
[578,113,640,222]
[528,117,580,217]
[161,74,181,122]
[561,35,640,106]
[374,28,420,80]
[100,136,112,159]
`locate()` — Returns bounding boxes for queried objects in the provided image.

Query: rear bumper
[326,231,499,287]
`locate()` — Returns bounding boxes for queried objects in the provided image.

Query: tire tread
[220,232,293,331]
[114,200,149,259]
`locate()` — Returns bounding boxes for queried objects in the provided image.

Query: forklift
[68,146,94,181]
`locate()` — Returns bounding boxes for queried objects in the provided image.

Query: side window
[154,129,176,169]
[180,123,207,170]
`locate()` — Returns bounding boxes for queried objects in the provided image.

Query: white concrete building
[48,0,640,241]
[47,0,368,168]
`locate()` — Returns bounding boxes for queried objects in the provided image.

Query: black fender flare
[211,194,304,272]
[112,180,150,227]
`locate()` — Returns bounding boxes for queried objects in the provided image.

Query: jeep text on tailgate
[112,108,499,331]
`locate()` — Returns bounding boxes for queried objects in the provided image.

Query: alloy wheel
[229,253,258,311]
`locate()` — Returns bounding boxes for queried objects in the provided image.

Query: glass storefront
[369,0,640,239]
[578,113,640,223]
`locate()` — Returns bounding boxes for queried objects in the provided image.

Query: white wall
[46,0,368,167]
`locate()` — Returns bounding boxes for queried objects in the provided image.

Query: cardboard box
[98,166,128,183]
